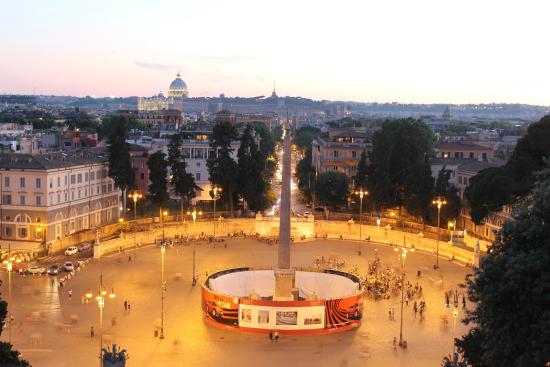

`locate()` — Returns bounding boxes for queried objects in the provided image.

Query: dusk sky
[1,0,549,104]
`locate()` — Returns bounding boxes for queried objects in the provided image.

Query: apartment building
[311,128,372,179]
[0,153,120,248]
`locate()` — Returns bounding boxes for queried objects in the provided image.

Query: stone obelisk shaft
[278,125,291,269]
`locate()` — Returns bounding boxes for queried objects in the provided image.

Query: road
[1,237,472,367]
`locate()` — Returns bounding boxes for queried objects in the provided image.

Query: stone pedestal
[274,268,296,301]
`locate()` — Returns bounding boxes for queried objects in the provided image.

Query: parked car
[63,261,74,272]
[48,264,60,275]
[64,246,78,256]
[77,242,92,252]
[27,265,46,275]
[12,262,27,273]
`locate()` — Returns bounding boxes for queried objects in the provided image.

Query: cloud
[134,60,181,72]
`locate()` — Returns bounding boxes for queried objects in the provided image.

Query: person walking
[128,302,131,311]
[124,300,128,311]
[274,331,279,342]
[462,295,466,309]
[68,289,72,299]
[269,331,273,341]
[90,326,95,338]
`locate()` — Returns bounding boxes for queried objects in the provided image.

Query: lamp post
[395,237,414,347]
[354,189,368,254]
[86,274,115,367]
[129,191,142,260]
[187,208,202,285]
[211,186,222,238]
[448,220,455,244]
[160,242,166,339]
[160,209,168,243]
[432,197,447,269]
[3,244,18,343]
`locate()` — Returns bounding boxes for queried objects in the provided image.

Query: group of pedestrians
[268,331,279,342]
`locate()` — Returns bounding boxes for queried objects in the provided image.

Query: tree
[0,281,31,367]
[66,110,98,133]
[466,115,550,224]
[292,125,321,152]
[433,166,461,225]
[457,162,550,367]
[168,133,201,216]
[100,114,146,140]
[107,115,135,214]
[366,118,435,219]
[295,147,315,203]
[353,149,368,189]
[315,171,349,210]
[237,125,267,212]
[147,151,169,208]
[207,122,239,216]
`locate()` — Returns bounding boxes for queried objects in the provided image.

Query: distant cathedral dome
[168,72,188,98]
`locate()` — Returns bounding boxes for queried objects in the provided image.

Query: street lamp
[159,242,166,339]
[354,188,368,255]
[3,244,19,343]
[160,210,168,243]
[211,186,222,238]
[87,273,115,367]
[394,237,414,348]
[128,191,142,260]
[187,208,202,285]
[448,220,455,244]
[432,197,447,269]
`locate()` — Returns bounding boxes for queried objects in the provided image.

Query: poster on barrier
[238,300,325,330]
[325,292,364,329]
[202,287,239,327]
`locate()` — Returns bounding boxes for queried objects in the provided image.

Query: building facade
[311,128,372,179]
[0,153,120,248]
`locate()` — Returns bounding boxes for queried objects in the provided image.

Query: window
[85,172,89,182]
[64,192,68,201]
[90,172,95,181]
[2,195,11,204]
[464,177,468,185]
[196,162,200,167]
[71,175,76,184]
[36,178,41,189]
[65,176,68,185]
[140,173,145,180]
[352,151,357,158]
[196,172,201,181]
[57,193,60,203]
[5,228,12,236]
[454,152,460,158]
[85,189,87,197]
[4,177,9,187]
[334,150,339,158]
[57,177,61,187]
[18,228,27,238]
[78,190,81,199]
[71,191,74,200]
[77,174,82,183]
[458,176,462,184]
[482,153,487,161]
[36,196,41,205]
[469,152,474,159]
[20,177,25,188]
[20,195,25,205]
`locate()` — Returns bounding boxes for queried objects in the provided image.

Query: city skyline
[1,0,549,105]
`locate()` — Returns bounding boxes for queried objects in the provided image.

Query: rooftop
[0,153,107,170]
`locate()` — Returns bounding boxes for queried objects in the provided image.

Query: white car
[63,262,74,272]
[64,246,78,256]
[27,265,46,275]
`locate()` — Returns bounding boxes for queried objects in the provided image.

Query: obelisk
[274,122,295,300]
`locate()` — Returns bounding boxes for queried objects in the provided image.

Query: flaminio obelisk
[274,122,295,300]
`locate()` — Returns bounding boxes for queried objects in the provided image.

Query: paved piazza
[1,237,472,367]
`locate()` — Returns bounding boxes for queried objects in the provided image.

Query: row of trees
[295,118,460,225]
[207,121,277,215]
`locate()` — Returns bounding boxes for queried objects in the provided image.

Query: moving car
[77,242,92,251]
[63,261,74,272]
[27,265,46,275]
[48,264,60,275]
[64,246,78,256]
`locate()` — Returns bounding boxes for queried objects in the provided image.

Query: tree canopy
[147,151,169,207]
[465,115,550,224]
[366,118,435,219]
[107,115,134,204]
[457,161,550,367]
[353,149,368,189]
[295,147,315,204]
[315,171,349,209]
[292,125,321,152]
[168,133,200,205]
[432,166,461,225]
[207,122,239,215]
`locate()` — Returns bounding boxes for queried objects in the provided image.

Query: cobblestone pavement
[0,237,472,367]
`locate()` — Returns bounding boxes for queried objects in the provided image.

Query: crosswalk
[37,253,91,266]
